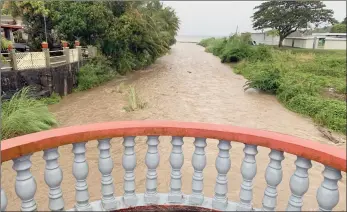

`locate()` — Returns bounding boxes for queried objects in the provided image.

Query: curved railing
[1,121,346,211]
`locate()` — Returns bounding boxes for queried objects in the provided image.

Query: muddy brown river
[2,43,346,211]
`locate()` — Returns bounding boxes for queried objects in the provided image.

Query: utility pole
[235,25,239,35]
[43,0,48,42]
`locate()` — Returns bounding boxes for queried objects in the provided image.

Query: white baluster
[286,157,312,211]
[316,166,342,211]
[1,189,7,211]
[144,136,160,204]
[72,142,92,211]
[212,140,232,210]
[237,144,258,211]
[261,149,284,211]
[168,136,184,203]
[12,154,37,211]
[98,138,118,210]
[189,137,207,206]
[43,148,64,211]
[122,136,137,206]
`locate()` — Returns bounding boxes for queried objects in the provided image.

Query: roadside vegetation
[198,36,346,134]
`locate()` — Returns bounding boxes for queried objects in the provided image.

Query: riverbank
[198,37,346,136]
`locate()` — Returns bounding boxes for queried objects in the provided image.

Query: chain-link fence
[16,52,46,70]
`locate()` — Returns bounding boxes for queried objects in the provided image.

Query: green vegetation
[330,23,346,33]
[199,36,346,134]
[76,55,117,91]
[252,1,335,47]
[8,1,179,75]
[39,92,61,105]
[123,85,147,112]
[2,87,57,139]
[1,37,12,49]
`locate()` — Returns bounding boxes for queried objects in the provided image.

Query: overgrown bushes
[199,36,346,134]
[76,55,116,91]
[1,87,57,139]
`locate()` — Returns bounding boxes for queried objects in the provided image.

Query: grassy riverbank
[199,36,346,134]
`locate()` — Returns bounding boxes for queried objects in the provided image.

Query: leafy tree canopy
[330,23,346,33]
[252,1,335,47]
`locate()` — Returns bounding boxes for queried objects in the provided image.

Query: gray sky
[163,1,347,36]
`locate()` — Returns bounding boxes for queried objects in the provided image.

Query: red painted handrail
[1,121,346,172]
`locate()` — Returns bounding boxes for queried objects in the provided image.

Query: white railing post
[316,166,342,211]
[122,136,138,206]
[189,137,207,206]
[144,136,160,204]
[13,154,37,211]
[261,150,284,211]
[43,148,64,211]
[72,142,92,211]
[286,157,312,211]
[98,138,118,210]
[237,144,258,211]
[168,136,184,203]
[1,189,7,211]
[212,140,232,210]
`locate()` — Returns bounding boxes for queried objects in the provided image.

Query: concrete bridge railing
[1,121,346,211]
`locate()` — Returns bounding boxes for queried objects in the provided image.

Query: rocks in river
[244,87,260,94]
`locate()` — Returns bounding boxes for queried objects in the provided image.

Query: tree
[252,1,335,47]
[10,1,54,50]
[49,2,112,46]
[331,24,346,33]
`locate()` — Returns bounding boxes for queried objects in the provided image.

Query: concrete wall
[324,38,346,50]
[251,33,279,45]
[1,61,85,100]
[283,37,316,49]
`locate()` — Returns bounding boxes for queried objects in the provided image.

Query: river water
[2,43,346,211]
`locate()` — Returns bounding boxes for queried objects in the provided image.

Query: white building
[250,32,279,45]
[283,33,346,50]
[250,32,346,50]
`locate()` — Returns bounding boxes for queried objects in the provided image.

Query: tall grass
[199,37,346,134]
[39,92,61,105]
[2,87,58,139]
[123,85,147,112]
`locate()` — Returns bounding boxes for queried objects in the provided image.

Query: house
[249,32,279,45]
[1,15,26,43]
[283,33,346,50]
[249,31,346,50]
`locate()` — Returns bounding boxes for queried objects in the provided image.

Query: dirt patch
[321,87,346,101]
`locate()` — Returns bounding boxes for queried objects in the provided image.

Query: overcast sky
[163,1,347,37]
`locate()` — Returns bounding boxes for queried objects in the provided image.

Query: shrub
[240,62,282,93]
[220,37,254,63]
[77,55,117,91]
[2,87,57,139]
[205,38,227,56]
[198,37,215,47]
[249,44,273,61]
[40,92,61,105]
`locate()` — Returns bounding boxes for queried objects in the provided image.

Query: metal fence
[16,52,46,70]
[1,46,96,71]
